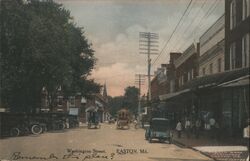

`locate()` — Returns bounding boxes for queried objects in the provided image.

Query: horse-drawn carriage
[87,111,100,129]
[116,109,130,129]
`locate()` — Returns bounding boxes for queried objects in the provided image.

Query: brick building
[174,43,199,90]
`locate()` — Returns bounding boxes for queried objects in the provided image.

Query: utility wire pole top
[138,32,159,103]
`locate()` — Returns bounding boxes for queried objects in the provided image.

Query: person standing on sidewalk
[243,119,250,161]
[176,121,182,138]
[185,118,191,138]
[195,119,201,139]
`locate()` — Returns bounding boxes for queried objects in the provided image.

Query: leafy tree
[108,96,124,116]
[0,0,100,112]
[123,86,139,114]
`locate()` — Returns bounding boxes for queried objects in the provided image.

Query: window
[192,68,195,79]
[202,67,206,76]
[182,75,185,85]
[230,0,236,29]
[57,96,63,106]
[209,63,213,74]
[218,58,222,72]
[179,77,182,86]
[230,42,236,69]
[242,33,250,67]
[69,96,75,107]
[242,0,250,20]
[188,71,191,81]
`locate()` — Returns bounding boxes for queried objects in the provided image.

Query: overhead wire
[152,0,193,66]
[177,0,220,52]
[174,0,208,51]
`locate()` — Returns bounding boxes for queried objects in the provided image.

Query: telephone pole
[135,74,145,121]
[139,32,159,104]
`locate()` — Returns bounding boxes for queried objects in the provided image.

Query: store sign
[69,108,79,115]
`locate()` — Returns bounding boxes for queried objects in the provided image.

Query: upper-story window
[230,0,237,30]
[188,71,191,81]
[230,42,236,69]
[209,63,213,74]
[57,96,63,107]
[242,33,250,67]
[202,67,206,76]
[69,96,75,107]
[217,58,222,73]
[242,0,250,20]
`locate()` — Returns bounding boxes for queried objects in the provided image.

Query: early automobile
[116,109,130,129]
[145,118,173,143]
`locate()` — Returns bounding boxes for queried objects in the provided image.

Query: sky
[55,0,224,97]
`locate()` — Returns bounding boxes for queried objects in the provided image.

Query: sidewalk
[172,131,249,161]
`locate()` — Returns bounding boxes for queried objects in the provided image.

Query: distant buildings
[41,84,110,123]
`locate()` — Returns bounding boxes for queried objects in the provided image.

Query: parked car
[145,118,173,143]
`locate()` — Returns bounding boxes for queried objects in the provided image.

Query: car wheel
[31,124,43,135]
[10,127,20,137]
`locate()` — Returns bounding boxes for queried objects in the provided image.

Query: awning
[81,97,87,103]
[159,67,249,101]
[159,89,190,101]
[218,75,250,87]
[95,100,103,108]
[85,105,98,112]
[180,67,249,90]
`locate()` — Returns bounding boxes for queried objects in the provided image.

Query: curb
[173,139,218,161]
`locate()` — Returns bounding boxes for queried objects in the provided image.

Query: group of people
[175,117,218,139]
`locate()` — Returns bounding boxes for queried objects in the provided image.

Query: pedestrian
[209,117,216,138]
[195,119,201,139]
[243,119,250,161]
[185,118,191,138]
[176,121,182,138]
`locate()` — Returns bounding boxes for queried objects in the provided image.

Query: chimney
[170,52,182,64]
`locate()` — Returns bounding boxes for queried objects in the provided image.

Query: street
[0,123,212,161]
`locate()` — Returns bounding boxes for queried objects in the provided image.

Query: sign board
[69,108,79,115]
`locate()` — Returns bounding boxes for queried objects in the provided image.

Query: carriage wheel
[10,127,20,137]
[31,124,43,135]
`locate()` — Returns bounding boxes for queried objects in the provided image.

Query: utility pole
[135,74,145,122]
[139,32,159,105]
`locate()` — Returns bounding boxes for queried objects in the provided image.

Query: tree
[108,96,124,116]
[123,86,139,114]
[0,0,100,112]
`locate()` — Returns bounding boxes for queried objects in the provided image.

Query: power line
[174,0,208,51]
[177,0,219,52]
[152,0,193,66]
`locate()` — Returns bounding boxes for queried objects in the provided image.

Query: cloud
[91,62,148,96]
